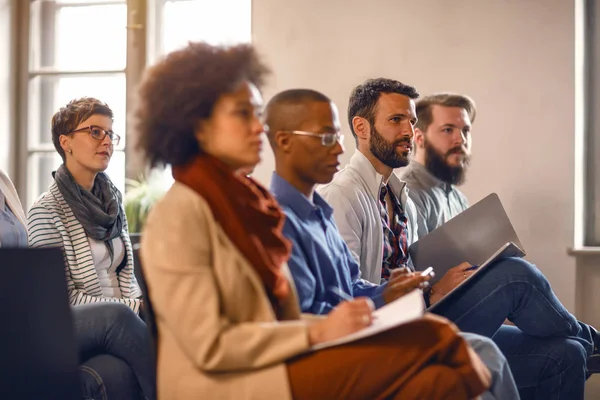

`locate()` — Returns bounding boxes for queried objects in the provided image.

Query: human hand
[383,266,432,304]
[308,297,375,345]
[429,262,474,305]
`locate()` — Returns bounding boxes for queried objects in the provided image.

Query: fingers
[388,274,429,292]
[451,261,473,271]
[389,266,410,279]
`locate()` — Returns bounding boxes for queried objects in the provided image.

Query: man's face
[288,101,344,185]
[368,93,417,169]
[420,105,472,185]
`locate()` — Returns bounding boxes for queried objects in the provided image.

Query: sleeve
[282,217,335,315]
[141,191,310,372]
[318,184,364,266]
[27,203,141,313]
[121,206,142,298]
[407,190,432,239]
[344,243,387,308]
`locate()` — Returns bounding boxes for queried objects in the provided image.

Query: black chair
[132,241,159,368]
[0,248,80,399]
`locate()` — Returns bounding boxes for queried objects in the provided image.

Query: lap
[287,317,488,400]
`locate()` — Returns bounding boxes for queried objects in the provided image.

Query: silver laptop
[409,193,525,288]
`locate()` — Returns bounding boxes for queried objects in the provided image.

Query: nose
[454,130,467,146]
[331,138,345,156]
[101,134,112,147]
[252,115,265,135]
[402,121,415,139]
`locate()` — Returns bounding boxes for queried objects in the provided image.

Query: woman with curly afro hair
[134,42,491,400]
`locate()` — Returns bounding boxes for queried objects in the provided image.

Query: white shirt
[89,237,125,298]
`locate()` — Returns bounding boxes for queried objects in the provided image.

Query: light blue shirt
[0,190,28,248]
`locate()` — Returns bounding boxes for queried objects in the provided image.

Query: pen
[328,286,354,302]
[464,265,479,272]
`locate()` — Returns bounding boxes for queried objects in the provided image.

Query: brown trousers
[287,315,491,400]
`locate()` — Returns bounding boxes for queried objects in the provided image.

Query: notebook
[408,193,526,309]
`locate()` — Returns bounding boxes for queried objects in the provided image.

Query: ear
[194,119,211,148]
[59,134,72,156]
[414,127,426,149]
[274,131,293,153]
[352,116,370,141]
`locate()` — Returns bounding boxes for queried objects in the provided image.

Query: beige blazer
[0,169,27,247]
[141,182,311,400]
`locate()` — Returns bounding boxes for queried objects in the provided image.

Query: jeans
[433,257,593,399]
[72,303,156,400]
[79,354,139,400]
[460,332,520,400]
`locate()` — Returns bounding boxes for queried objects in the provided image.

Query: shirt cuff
[372,284,387,309]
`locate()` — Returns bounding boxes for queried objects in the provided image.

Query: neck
[413,149,426,166]
[357,146,393,184]
[65,161,97,191]
[276,168,314,199]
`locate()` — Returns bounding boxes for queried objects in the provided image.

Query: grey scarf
[54,164,124,262]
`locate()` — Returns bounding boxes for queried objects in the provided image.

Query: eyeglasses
[284,130,344,147]
[68,125,121,145]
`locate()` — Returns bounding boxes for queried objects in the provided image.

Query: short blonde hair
[415,93,476,132]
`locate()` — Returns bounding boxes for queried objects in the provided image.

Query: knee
[86,302,141,329]
[462,333,504,362]
[555,339,587,370]
[495,257,544,282]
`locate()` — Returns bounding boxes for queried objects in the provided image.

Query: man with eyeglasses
[265,88,520,400]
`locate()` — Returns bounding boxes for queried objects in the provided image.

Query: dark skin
[267,99,430,304]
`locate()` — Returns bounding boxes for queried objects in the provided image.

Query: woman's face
[60,114,114,174]
[196,82,265,171]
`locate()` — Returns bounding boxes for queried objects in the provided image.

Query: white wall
[253,0,600,396]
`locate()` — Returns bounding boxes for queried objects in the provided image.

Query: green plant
[123,170,170,233]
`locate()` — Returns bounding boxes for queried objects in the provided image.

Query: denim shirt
[0,190,28,248]
[270,172,386,315]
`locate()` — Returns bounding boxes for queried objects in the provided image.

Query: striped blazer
[27,181,142,313]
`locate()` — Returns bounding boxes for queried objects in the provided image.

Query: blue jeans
[460,332,520,400]
[433,257,593,399]
[72,303,156,400]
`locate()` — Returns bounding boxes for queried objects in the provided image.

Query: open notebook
[408,193,526,310]
[311,289,424,350]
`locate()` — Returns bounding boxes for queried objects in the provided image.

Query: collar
[407,161,455,195]
[348,151,407,200]
[270,172,334,220]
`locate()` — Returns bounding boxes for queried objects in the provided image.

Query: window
[16,0,252,207]
[26,0,127,207]
[584,0,600,246]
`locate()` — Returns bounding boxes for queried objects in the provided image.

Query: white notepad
[311,289,425,351]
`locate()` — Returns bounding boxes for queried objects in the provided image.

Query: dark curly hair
[134,42,270,168]
[51,97,113,161]
[347,78,419,143]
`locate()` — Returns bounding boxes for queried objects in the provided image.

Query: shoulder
[144,182,216,237]
[318,174,368,206]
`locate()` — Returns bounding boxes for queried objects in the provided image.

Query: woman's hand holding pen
[307,297,375,345]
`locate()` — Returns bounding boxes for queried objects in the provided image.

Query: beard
[369,125,411,169]
[423,138,471,185]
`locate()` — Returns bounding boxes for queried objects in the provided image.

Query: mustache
[446,146,467,157]
[395,137,413,148]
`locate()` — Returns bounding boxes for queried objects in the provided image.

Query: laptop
[0,248,80,399]
[408,193,526,309]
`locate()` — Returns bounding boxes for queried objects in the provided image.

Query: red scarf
[172,155,291,303]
